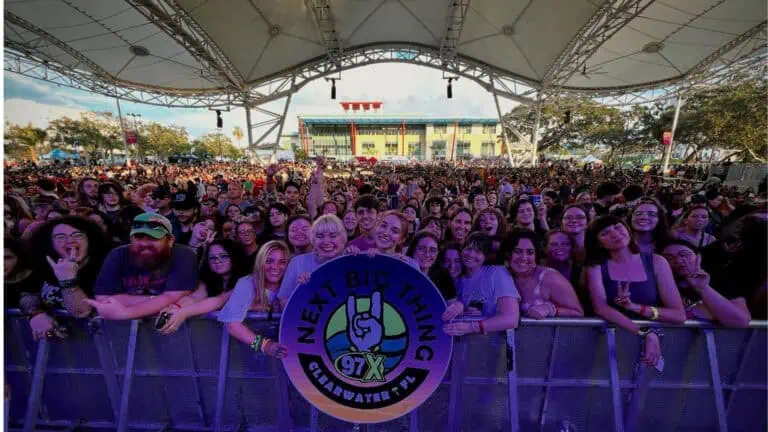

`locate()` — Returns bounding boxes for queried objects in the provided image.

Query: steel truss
[305,0,343,69]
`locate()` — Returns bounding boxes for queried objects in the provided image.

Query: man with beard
[86,213,198,320]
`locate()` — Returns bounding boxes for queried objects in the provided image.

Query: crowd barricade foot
[5,311,767,432]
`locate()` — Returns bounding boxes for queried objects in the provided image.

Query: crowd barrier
[5,310,766,432]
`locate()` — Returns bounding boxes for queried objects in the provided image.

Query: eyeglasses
[208,254,231,263]
[415,246,439,256]
[53,232,86,243]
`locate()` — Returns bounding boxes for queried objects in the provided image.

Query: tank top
[520,267,555,315]
[600,253,660,319]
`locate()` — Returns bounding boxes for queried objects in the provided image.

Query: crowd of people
[5,157,767,366]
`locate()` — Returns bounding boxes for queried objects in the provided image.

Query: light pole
[126,113,142,161]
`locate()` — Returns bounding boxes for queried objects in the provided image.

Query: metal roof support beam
[306,0,343,69]
[439,0,471,69]
[125,0,245,91]
[542,0,655,89]
[685,21,767,85]
[5,12,113,80]
[272,76,297,162]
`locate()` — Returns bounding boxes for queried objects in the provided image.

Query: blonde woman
[278,214,347,308]
[218,240,292,358]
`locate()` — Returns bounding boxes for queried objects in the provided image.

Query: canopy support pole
[272,76,296,163]
[491,78,515,167]
[662,95,684,174]
[531,92,542,167]
[113,85,131,164]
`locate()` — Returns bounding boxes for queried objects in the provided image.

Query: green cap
[130,213,173,239]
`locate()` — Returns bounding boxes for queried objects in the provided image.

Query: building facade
[297,115,502,161]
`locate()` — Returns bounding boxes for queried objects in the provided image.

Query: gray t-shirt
[458,265,521,317]
[278,252,323,301]
[217,275,278,323]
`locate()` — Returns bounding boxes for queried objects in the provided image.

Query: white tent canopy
[4,0,766,108]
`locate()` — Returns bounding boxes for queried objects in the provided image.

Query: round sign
[280,254,452,424]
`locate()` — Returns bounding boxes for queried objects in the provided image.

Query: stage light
[447,78,453,99]
[331,79,337,100]
[216,110,223,129]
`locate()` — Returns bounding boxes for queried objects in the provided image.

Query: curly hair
[26,216,109,289]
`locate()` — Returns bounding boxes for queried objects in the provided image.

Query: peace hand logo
[347,292,383,353]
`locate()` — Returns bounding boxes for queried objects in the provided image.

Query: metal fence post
[506,329,519,432]
[22,339,50,432]
[93,330,122,420]
[116,320,140,432]
[704,329,728,432]
[213,326,231,432]
[538,327,560,432]
[447,336,467,432]
[605,328,625,432]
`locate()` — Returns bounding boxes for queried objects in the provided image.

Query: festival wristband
[650,306,660,321]
[639,304,648,317]
[59,278,80,290]
[251,335,263,353]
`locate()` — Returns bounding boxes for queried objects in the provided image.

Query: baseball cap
[130,213,173,239]
[151,187,172,200]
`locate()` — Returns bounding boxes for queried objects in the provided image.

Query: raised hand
[296,272,311,287]
[347,293,383,352]
[46,248,79,282]
[614,281,633,309]
[441,301,464,321]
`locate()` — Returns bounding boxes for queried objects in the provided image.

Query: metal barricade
[6,311,767,432]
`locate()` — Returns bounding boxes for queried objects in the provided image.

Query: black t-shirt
[94,244,199,296]
[428,266,457,301]
[5,270,45,310]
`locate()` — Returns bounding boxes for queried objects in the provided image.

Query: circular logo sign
[280,254,453,424]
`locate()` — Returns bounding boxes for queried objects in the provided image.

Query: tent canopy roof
[5,0,766,104]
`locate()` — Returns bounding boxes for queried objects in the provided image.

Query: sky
[3,63,518,148]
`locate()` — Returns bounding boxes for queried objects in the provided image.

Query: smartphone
[154,311,171,330]
[531,195,542,206]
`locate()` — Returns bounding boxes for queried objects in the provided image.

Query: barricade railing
[5,310,767,432]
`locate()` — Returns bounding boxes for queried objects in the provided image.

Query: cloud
[4,98,87,128]
[5,63,516,146]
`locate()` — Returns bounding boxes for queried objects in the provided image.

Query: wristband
[59,278,80,290]
[650,307,660,320]
[639,304,648,317]
[251,335,263,353]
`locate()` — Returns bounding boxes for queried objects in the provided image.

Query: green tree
[138,122,190,158]
[198,132,242,160]
[4,123,48,161]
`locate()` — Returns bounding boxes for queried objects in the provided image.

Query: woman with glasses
[561,204,590,262]
[342,209,358,239]
[406,231,459,306]
[27,216,109,321]
[661,239,750,327]
[671,205,716,248]
[585,216,685,367]
[286,215,312,255]
[218,241,291,358]
[157,239,250,334]
[629,198,669,254]
[504,230,584,319]
[443,233,520,336]
[235,221,259,265]
[278,215,348,309]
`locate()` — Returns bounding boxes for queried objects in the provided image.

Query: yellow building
[297,115,502,161]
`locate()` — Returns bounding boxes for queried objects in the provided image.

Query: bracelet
[251,335,263,353]
[637,327,651,338]
[650,307,660,320]
[59,278,79,290]
[478,320,486,335]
